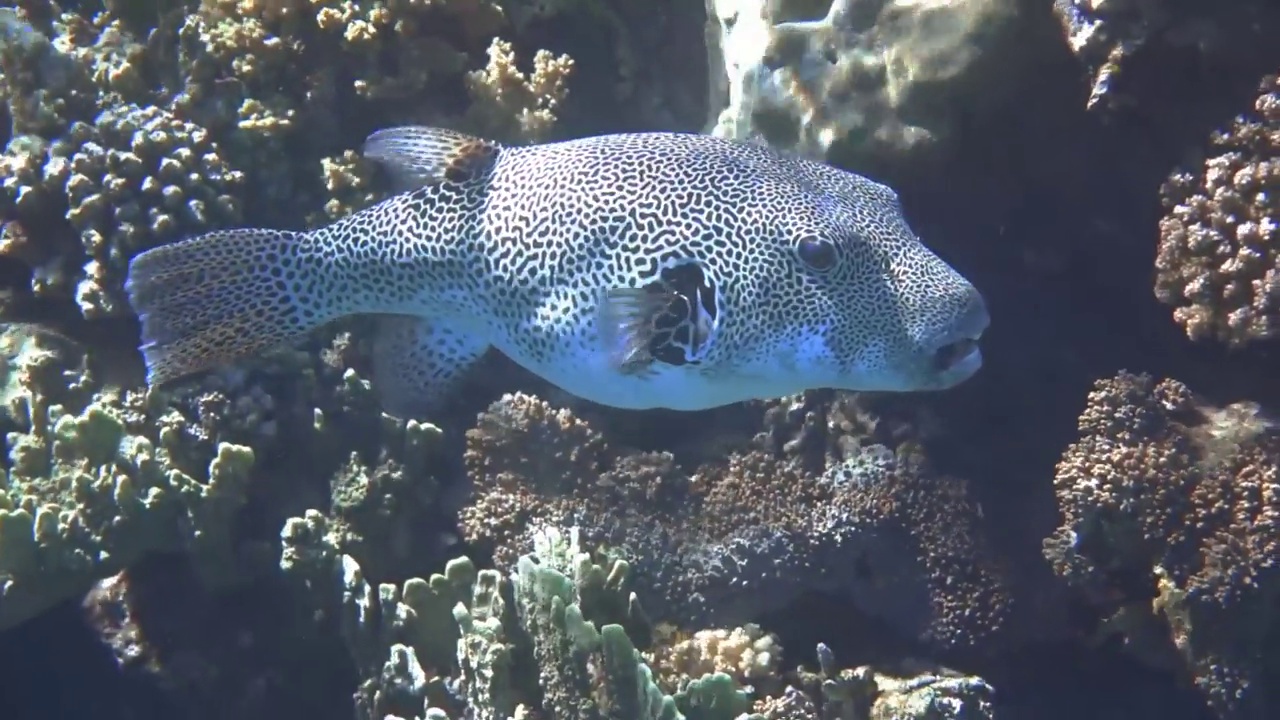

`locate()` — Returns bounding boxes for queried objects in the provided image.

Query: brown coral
[1043,371,1280,719]
[464,37,573,142]
[645,624,781,694]
[1155,72,1280,346]
[460,392,1012,653]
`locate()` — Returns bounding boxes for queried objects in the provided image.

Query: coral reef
[1155,72,1279,346]
[324,414,445,581]
[3,0,1279,718]
[1043,371,1280,719]
[281,512,995,720]
[460,392,1012,653]
[0,323,254,630]
[0,0,574,320]
[704,0,1028,169]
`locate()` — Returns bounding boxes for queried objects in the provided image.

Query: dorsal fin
[361,126,503,191]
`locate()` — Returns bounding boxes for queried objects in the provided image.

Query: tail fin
[125,228,328,386]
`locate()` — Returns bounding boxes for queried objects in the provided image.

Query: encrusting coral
[459,392,1013,654]
[1043,371,1279,720]
[1155,71,1280,346]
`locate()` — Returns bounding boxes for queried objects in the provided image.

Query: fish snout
[921,284,989,386]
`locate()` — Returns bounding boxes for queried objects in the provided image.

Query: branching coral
[0,324,254,629]
[464,37,573,142]
[281,513,767,720]
[1155,72,1280,346]
[3,102,246,316]
[646,624,781,695]
[460,392,1013,653]
[0,7,99,137]
[1,0,576,321]
[1043,371,1280,719]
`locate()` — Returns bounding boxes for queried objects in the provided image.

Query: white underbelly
[484,305,802,410]
[495,341,801,411]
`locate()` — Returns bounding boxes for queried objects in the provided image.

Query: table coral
[0,323,255,630]
[1155,72,1280,346]
[1043,371,1280,719]
[460,392,1013,653]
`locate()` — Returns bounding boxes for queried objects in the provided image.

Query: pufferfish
[125,126,989,416]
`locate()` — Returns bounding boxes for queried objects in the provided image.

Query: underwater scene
[0,0,1278,718]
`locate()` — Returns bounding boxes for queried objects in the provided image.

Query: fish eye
[796,235,837,271]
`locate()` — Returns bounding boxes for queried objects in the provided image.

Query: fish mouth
[930,336,983,382]
[933,337,979,372]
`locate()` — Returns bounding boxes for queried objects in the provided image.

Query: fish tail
[126,228,335,386]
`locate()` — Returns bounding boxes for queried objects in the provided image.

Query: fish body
[125,127,989,415]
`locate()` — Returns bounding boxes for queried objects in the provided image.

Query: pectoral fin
[599,261,719,374]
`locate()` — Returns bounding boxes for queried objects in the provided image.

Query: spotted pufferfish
[125,126,989,416]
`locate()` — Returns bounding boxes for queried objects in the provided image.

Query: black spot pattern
[645,261,718,367]
[128,129,987,400]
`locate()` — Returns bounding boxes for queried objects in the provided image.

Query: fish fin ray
[600,287,666,375]
[362,126,502,190]
[372,315,489,419]
[600,262,719,374]
[126,229,329,386]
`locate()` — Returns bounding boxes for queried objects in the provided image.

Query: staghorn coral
[460,392,1012,653]
[1155,72,1280,346]
[0,323,255,630]
[1042,371,1280,719]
